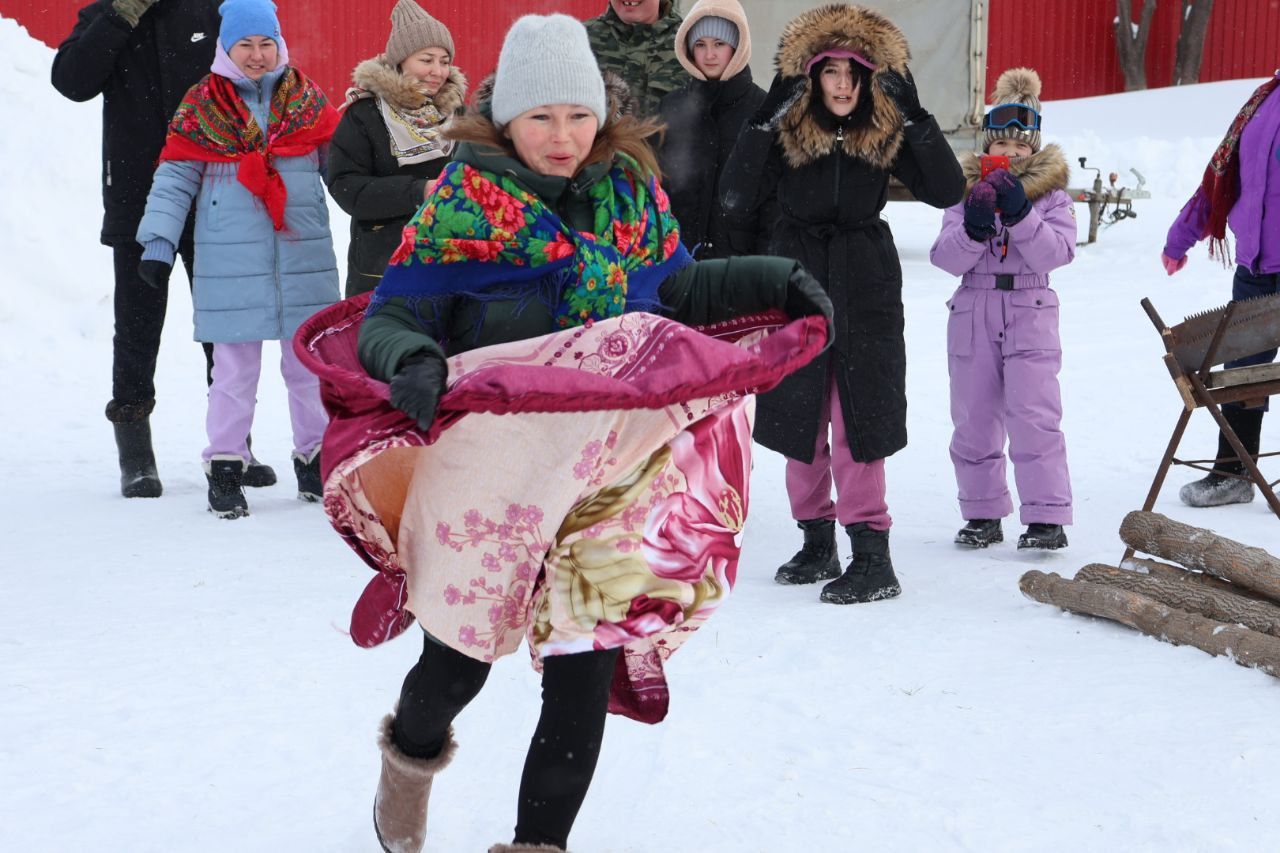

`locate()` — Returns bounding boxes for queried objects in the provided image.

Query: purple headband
[805,49,877,75]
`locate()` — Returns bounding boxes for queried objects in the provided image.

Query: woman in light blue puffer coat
[136,0,340,518]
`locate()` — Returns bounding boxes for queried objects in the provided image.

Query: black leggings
[393,633,620,849]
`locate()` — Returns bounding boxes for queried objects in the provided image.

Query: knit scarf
[373,156,692,330]
[159,68,340,231]
[1199,75,1280,261]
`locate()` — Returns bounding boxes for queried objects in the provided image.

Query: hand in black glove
[985,168,1031,225]
[877,66,928,124]
[751,73,809,131]
[138,259,173,290]
[963,181,998,242]
[784,266,835,349]
[389,350,448,432]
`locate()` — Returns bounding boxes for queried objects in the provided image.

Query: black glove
[137,259,173,290]
[784,266,835,349]
[985,168,1031,225]
[389,350,448,432]
[751,73,808,131]
[877,66,928,124]
[963,181,998,242]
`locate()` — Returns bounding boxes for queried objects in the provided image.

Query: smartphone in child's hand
[980,154,1011,179]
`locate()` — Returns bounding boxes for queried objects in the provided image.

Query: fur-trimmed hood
[346,57,467,113]
[775,3,910,170]
[959,143,1070,201]
[674,0,752,82]
[472,68,639,122]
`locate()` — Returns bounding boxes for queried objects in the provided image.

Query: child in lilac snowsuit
[1161,71,1280,509]
[929,68,1076,550]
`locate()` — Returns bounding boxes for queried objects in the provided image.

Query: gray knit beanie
[687,15,739,50]
[492,14,607,127]
[984,67,1043,154]
[385,0,454,67]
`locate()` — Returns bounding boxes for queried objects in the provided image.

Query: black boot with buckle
[774,519,842,585]
[820,523,902,605]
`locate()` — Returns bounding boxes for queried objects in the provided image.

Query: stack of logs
[1020,510,1280,678]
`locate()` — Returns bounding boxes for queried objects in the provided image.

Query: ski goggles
[983,103,1041,131]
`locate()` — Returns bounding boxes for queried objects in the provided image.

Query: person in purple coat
[1162,71,1280,508]
[930,68,1076,550]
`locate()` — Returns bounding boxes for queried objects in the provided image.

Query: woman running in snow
[294,14,831,853]
[929,68,1077,551]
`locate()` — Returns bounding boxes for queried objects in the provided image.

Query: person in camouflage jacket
[585,0,684,116]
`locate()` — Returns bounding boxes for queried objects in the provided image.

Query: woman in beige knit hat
[326,0,466,297]
[657,0,766,260]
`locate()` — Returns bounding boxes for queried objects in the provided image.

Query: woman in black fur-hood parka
[719,3,964,604]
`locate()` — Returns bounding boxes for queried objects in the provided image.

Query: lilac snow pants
[946,284,1072,525]
[785,373,892,530]
[203,341,327,463]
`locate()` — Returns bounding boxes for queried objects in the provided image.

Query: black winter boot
[774,519,842,585]
[955,518,1003,548]
[293,447,322,502]
[1179,406,1263,508]
[242,434,278,489]
[205,456,249,519]
[1017,523,1068,550]
[820,523,902,605]
[106,400,161,498]
[112,421,162,498]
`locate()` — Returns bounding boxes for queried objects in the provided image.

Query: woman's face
[228,36,279,81]
[819,59,860,118]
[609,0,660,25]
[987,138,1034,158]
[691,37,735,80]
[401,47,451,95]
[507,104,600,178]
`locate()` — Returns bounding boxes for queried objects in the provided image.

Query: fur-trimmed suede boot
[774,518,841,584]
[374,714,457,853]
[487,845,569,852]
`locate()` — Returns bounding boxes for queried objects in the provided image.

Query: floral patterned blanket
[293,297,827,723]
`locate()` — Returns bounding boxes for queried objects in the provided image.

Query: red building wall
[3,0,604,103]
[7,1,1277,104]
[986,0,1280,101]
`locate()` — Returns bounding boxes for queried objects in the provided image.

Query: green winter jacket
[585,1,684,117]
[357,140,799,382]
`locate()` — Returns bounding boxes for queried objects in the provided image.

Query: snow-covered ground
[3,15,1277,852]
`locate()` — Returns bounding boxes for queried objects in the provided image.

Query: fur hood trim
[472,69,638,122]
[674,0,752,82]
[347,57,467,114]
[774,4,910,170]
[959,143,1070,200]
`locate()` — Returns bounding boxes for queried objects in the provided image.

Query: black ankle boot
[775,519,841,585]
[242,434,278,488]
[820,523,902,604]
[293,447,322,502]
[205,456,249,519]
[112,421,162,498]
[955,518,1002,548]
[1017,523,1068,550]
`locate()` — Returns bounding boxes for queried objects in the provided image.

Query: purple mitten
[986,168,1030,224]
[963,182,998,241]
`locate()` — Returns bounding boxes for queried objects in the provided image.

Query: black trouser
[1213,267,1280,469]
[109,233,213,410]
[393,632,620,849]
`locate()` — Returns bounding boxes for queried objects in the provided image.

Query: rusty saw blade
[1169,292,1280,371]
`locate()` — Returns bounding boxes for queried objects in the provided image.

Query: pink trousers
[203,341,328,463]
[784,374,891,530]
